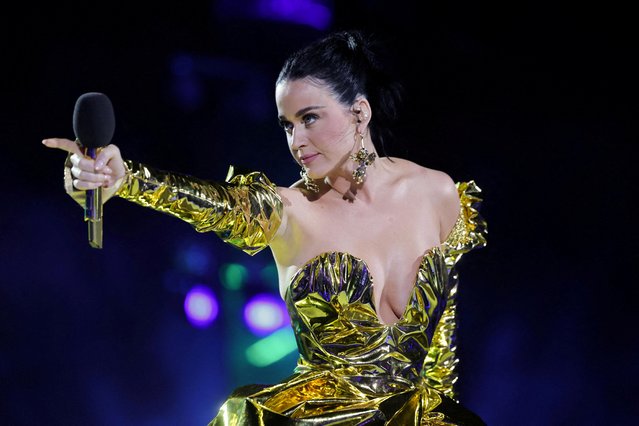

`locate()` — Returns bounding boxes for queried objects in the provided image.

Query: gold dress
[68,160,487,425]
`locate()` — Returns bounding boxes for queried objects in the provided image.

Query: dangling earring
[300,167,320,193]
[350,133,376,184]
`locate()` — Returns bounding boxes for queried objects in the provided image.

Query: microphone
[72,92,116,249]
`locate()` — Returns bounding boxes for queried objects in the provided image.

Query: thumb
[94,144,125,176]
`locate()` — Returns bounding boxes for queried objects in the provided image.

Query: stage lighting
[184,285,219,328]
[245,327,297,367]
[243,293,288,335]
[219,262,248,291]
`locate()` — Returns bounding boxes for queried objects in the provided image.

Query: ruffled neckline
[287,247,447,326]
[284,180,487,325]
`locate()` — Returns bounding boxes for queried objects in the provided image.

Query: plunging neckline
[285,244,447,326]
[283,200,467,325]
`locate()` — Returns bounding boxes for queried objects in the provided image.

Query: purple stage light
[215,0,333,29]
[184,285,219,328]
[257,0,332,30]
[243,293,289,335]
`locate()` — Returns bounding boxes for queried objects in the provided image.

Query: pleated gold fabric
[210,180,488,426]
[114,161,283,255]
[74,161,486,425]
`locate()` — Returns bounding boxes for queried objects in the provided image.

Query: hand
[42,138,127,200]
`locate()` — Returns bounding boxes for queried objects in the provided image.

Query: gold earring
[349,133,376,184]
[300,167,320,193]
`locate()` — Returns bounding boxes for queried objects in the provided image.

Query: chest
[276,198,442,322]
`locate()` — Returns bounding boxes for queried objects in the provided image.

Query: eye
[279,120,293,134]
[302,113,318,126]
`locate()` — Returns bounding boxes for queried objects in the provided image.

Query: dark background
[2,1,637,425]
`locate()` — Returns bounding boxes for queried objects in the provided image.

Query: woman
[43,30,487,425]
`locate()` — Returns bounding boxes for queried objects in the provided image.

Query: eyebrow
[278,105,325,121]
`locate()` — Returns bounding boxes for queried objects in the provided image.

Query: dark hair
[277,30,403,157]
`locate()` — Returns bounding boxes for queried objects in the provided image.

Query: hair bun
[347,33,358,50]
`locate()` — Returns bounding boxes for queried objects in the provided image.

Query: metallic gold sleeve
[422,180,488,400]
[113,160,283,255]
[421,273,460,399]
[443,180,488,268]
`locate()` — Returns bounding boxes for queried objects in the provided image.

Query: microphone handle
[85,147,103,249]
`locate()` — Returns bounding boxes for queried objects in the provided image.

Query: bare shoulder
[273,180,324,242]
[276,182,305,207]
[277,179,316,201]
[275,180,317,215]
[388,158,457,196]
[286,177,303,188]
[388,158,460,241]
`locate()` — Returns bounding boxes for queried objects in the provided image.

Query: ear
[352,98,372,133]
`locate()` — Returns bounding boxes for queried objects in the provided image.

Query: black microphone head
[72,92,115,148]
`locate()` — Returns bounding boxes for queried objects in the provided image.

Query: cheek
[316,122,352,149]
[332,131,354,152]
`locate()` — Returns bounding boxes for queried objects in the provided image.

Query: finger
[70,153,100,172]
[95,145,121,170]
[73,179,104,190]
[69,153,80,167]
[103,176,117,188]
[71,166,108,183]
[42,138,83,155]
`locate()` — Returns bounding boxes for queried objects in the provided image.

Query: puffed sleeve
[442,180,488,267]
[422,180,487,399]
[112,160,283,255]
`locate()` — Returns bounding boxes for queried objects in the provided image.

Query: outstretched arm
[42,138,283,255]
[115,160,283,255]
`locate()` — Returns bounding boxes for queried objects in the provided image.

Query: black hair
[276,30,403,157]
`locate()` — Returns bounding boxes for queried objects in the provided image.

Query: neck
[324,157,387,203]
[325,175,358,201]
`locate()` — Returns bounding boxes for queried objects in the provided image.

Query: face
[275,78,358,180]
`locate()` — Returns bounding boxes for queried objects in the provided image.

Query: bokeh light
[260,263,279,287]
[245,327,298,367]
[175,242,213,275]
[219,263,248,291]
[243,293,288,335]
[184,285,219,328]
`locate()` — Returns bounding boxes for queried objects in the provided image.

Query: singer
[43,30,488,425]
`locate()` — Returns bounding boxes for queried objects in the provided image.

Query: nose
[289,126,307,152]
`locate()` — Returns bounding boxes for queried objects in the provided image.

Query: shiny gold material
[350,133,376,184]
[62,155,486,423]
[210,180,487,425]
[300,167,320,193]
[114,161,283,255]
